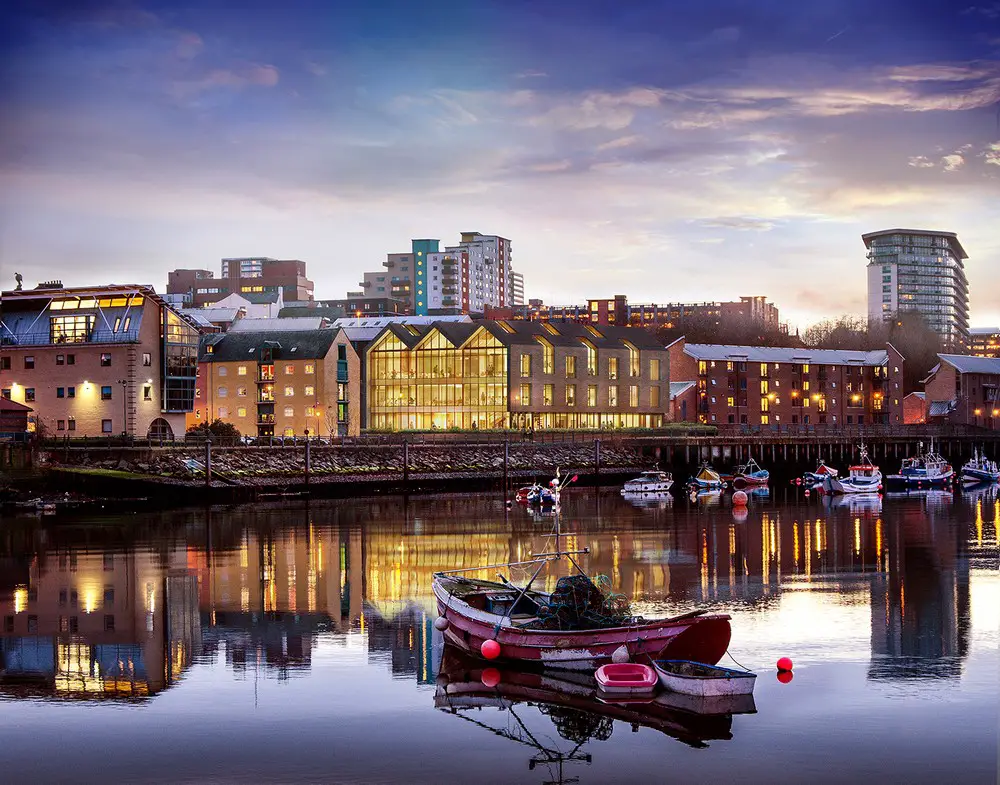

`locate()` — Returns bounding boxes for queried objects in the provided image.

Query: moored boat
[653,660,757,697]
[622,470,673,494]
[594,663,658,695]
[885,441,954,489]
[731,457,769,489]
[803,458,839,485]
[961,449,1000,484]
[822,445,882,495]
[691,463,724,489]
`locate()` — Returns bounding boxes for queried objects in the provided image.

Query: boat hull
[434,581,731,670]
[654,660,757,697]
[622,481,673,494]
[822,474,882,495]
[962,468,1000,484]
[884,469,954,489]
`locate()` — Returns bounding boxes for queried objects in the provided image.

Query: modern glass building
[366,321,670,431]
[864,229,970,348]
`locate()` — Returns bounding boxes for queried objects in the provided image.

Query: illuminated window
[625,342,639,377]
[565,355,577,378]
[587,385,597,407]
[649,359,660,381]
[650,386,660,407]
[49,315,93,343]
[761,396,769,412]
[143,385,152,401]
[581,339,598,375]
[519,383,531,403]
[284,386,294,397]
[609,357,619,380]
[609,385,618,407]
[304,385,314,397]
[284,406,294,417]
[285,365,295,375]
[629,385,638,407]
[520,353,531,377]
[283,427,295,437]
[237,387,247,397]
[760,380,769,395]
[237,407,247,417]
[304,364,315,374]
[237,365,247,376]
[566,384,576,407]
[535,336,554,374]
[142,352,151,366]
[543,384,554,406]
[727,396,735,407]
[761,414,770,425]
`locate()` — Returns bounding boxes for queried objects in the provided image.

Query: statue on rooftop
[14,272,22,291]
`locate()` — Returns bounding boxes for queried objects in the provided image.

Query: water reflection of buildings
[1,490,988,696]
[0,548,199,700]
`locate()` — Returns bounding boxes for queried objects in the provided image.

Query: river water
[0,485,997,784]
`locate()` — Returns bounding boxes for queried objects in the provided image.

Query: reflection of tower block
[166,573,202,682]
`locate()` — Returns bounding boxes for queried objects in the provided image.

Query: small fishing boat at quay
[653,660,757,697]
[731,457,769,489]
[885,442,954,489]
[690,464,724,490]
[961,449,1000,485]
[432,514,731,670]
[822,445,882,495]
[621,470,673,494]
[803,458,839,485]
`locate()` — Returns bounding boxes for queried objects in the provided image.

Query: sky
[1,0,999,331]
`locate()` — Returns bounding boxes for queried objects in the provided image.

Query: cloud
[175,32,203,59]
[169,64,280,98]
[983,142,1000,165]
[306,62,328,77]
[516,69,547,79]
[596,135,641,151]
[908,156,935,168]
[941,153,965,171]
[695,216,777,231]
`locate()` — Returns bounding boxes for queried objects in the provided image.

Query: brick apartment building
[921,354,1000,430]
[168,257,314,307]
[668,339,905,427]
[0,283,198,439]
[192,329,361,438]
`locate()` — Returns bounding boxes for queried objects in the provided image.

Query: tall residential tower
[864,229,969,348]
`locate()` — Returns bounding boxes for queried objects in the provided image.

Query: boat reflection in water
[620,490,674,510]
[435,646,755,781]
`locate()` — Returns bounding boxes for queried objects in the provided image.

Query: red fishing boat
[432,520,731,670]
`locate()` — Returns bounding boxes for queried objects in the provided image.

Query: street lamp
[117,378,128,436]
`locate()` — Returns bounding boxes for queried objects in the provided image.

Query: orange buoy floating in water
[777,656,793,672]
[481,639,501,660]
[481,667,501,687]
[733,490,749,506]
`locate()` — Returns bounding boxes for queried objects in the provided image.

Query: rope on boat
[723,648,754,674]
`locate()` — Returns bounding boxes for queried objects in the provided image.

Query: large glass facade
[368,328,509,430]
[161,309,199,412]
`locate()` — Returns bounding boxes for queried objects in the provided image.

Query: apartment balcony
[2,330,141,348]
[257,414,276,424]
[383,260,395,269]
[442,286,458,295]
[337,360,348,383]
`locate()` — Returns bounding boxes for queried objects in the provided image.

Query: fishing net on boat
[532,574,632,631]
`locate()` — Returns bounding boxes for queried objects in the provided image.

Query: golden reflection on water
[0,487,994,699]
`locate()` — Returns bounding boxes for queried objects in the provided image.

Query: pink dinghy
[595,663,658,695]
[433,573,731,671]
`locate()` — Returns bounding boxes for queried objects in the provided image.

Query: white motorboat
[822,445,882,495]
[622,470,673,494]
[653,659,757,697]
[885,441,954,489]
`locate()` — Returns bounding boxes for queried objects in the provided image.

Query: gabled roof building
[922,354,1000,430]
[365,320,670,431]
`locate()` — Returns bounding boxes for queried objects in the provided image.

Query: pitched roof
[239,291,281,305]
[230,317,328,332]
[683,343,888,366]
[928,399,957,417]
[669,381,696,399]
[0,398,33,413]
[905,392,927,400]
[199,329,342,362]
[938,354,1000,375]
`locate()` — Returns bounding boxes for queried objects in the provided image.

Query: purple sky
[2,0,999,329]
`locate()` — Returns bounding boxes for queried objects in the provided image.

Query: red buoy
[777,670,794,684]
[481,667,501,687]
[481,639,501,660]
[777,656,793,672]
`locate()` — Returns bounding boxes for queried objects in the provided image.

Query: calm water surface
[0,486,997,785]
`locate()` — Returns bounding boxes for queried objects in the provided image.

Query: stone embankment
[44,442,647,486]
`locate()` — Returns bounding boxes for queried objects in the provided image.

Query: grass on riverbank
[49,467,168,481]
